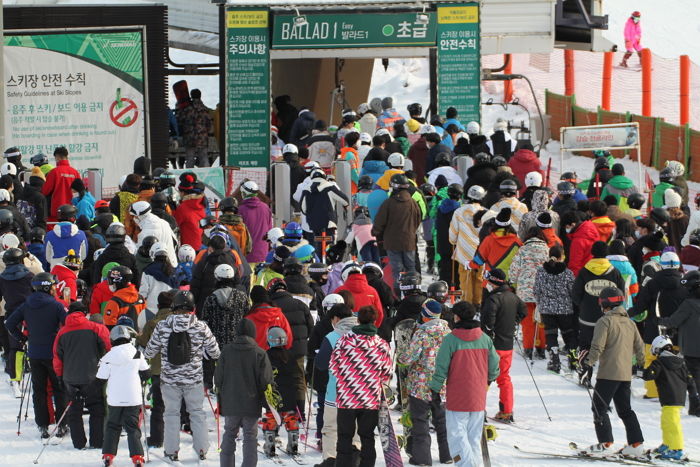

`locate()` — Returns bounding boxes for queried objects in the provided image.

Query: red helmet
[631,11,641,17]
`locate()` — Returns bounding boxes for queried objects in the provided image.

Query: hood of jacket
[143,261,174,286]
[608,175,635,190]
[543,260,567,274]
[334,316,358,335]
[584,258,614,276]
[391,189,415,203]
[299,110,316,124]
[240,196,265,209]
[452,326,483,342]
[654,268,683,290]
[419,318,450,333]
[605,305,629,318]
[342,272,370,291]
[363,160,389,174]
[64,310,90,328]
[569,220,600,242]
[213,287,235,307]
[104,342,138,366]
[607,255,631,265]
[112,285,140,303]
[658,351,684,370]
[219,212,243,225]
[531,189,550,212]
[341,330,384,350]
[0,263,31,280]
[250,303,285,321]
[511,149,538,163]
[165,312,197,333]
[52,222,79,238]
[439,198,461,214]
[231,334,258,351]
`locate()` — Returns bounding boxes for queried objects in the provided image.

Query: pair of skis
[515,443,694,465]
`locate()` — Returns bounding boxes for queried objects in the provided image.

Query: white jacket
[135,213,178,266]
[428,166,464,187]
[359,113,377,137]
[96,343,149,407]
[681,209,700,247]
[139,271,172,313]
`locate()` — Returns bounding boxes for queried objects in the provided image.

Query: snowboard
[378,388,404,467]
[394,318,417,450]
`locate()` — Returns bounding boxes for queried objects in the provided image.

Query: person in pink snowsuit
[620,11,642,67]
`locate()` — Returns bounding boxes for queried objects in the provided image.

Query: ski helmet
[129,201,151,217]
[57,204,77,221]
[32,272,57,294]
[557,181,575,196]
[466,121,480,134]
[266,277,288,294]
[105,223,127,244]
[150,192,168,210]
[304,160,321,174]
[108,266,133,290]
[420,183,437,199]
[322,293,345,312]
[560,172,578,183]
[159,171,176,187]
[0,190,10,204]
[399,271,422,293]
[266,227,285,245]
[665,160,685,177]
[525,172,543,187]
[631,11,640,18]
[434,152,452,166]
[492,156,507,168]
[650,335,672,356]
[63,249,82,270]
[138,236,158,257]
[240,180,259,198]
[30,153,48,166]
[427,281,449,304]
[93,248,105,261]
[283,257,303,276]
[474,152,490,164]
[361,262,383,279]
[341,261,362,282]
[308,262,329,282]
[267,326,288,348]
[29,226,45,243]
[660,251,681,269]
[178,244,196,263]
[284,222,303,240]
[2,247,24,265]
[0,162,16,176]
[499,179,518,196]
[149,242,169,261]
[358,175,373,191]
[214,264,236,281]
[594,157,610,170]
[466,185,486,201]
[172,290,195,312]
[650,207,670,226]
[659,167,674,183]
[390,173,410,190]
[387,153,405,168]
[282,143,299,155]
[627,192,646,210]
[110,325,135,343]
[681,270,700,290]
[598,286,624,309]
[326,241,347,265]
[219,197,238,213]
[310,169,326,180]
[407,103,422,116]
[0,233,19,250]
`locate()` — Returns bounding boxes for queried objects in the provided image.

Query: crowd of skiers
[0,97,699,467]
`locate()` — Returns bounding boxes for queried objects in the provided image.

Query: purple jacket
[239,197,272,263]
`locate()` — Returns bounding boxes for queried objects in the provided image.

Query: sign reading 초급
[561,124,640,150]
[272,12,437,49]
[225,8,271,168]
[437,4,481,124]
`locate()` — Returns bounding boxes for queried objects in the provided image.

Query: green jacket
[652,182,675,208]
[600,175,638,206]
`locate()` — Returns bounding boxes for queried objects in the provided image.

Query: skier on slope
[620,11,642,68]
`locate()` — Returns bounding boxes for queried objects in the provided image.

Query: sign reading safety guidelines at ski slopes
[561,124,640,150]
[437,3,480,124]
[3,31,146,190]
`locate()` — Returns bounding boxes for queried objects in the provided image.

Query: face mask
[109,284,117,292]
[634,230,642,239]
[565,227,573,234]
[72,192,79,199]
[633,17,640,23]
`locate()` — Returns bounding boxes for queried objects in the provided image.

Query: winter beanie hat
[421,299,443,320]
[536,212,552,228]
[273,245,291,262]
[381,97,393,110]
[486,268,507,286]
[239,318,256,339]
[178,172,197,192]
[30,166,45,181]
[664,188,682,209]
[612,163,625,176]
[434,174,449,190]
[591,241,609,259]
[495,208,512,227]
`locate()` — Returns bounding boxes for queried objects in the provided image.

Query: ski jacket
[329,325,392,410]
[358,113,377,137]
[290,110,316,146]
[663,297,700,358]
[306,132,337,168]
[464,162,497,192]
[21,181,48,230]
[507,149,543,195]
[630,268,688,344]
[191,249,241,314]
[219,212,251,254]
[567,220,601,276]
[0,263,34,316]
[45,222,88,269]
[480,285,527,351]
[91,243,137,287]
[680,244,700,271]
[301,178,349,234]
[6,291,66,359]
[135,213,178,267]
[333,273,384,327]
[372,189,422,252]
[600,175,639,207]
[53,311,111,385]
[377,108,405,134]
[280,238,317,263]
[552,197,578,218]
[487,131,517,160]
[449,203,486,267]
[201,287,249,347]
[606,255,639,309]
[643,351,695,407]
[283,273,317,309]
[375,168,404,191]
[139,262,176,313]
[572,258,626,326]
[428,166,462,187]
[435,199,461,260]
[490,197,528,232]
[245,303,294,351]
[42,159,79,219]
[426,143,453,173]
[408,137,429,183]
[174,193,207,250]
[470,229,523,280]
[591,215,615,243]
[360,160,390,184]
[109,188,139,223]
[144,312,220,386]
[103,285,146,328]
[533,261,575,315]
[135,307,172,376]
[316,317,357,406]
[89,279,114,316]
[51,263,78,302]
[392,293,427,328]
[346,219,376,253]
[72,191,96,221]
[270,290,314,359]
[652,182,675,208]
[366,189,389,221]
[398,319,451,402]
[238,196,272,263]
[667,210,689,253]
[509,237,549,303]
[27,242,48,272]
[584,306,644,382]
[429,321,500,411]
[624,17,642,50]
[97,343,150,406]
[519,191,559,239]
[681,210,700,247]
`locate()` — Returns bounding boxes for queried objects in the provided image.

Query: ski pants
[65,379,105,449]
[643,344,659,398]
[387,250,417,295]
[578,322,595,352]
[541,313,578,350]
[495,350,514,414]
[102,405,143,458]
[459,265,483,306]
[321,405,360,460]
[162,383,209,456]
[336,408,378,467]
[521,303,546,350]
[149,375,165,446]
[446,410,484,467]
[219,415,258,467]
[408,395,451,465]
[592,379,644,445]
[661,406,683,450]
[686,356,700,399]
[30,358,66,429]
[359,241,380,264]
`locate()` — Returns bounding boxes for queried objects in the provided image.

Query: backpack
[110,295,146,325]
[302,183,334,234]
[225,223,251,255]
[167,329,192,365]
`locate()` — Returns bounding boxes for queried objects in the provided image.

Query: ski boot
[547,348,561,373]
[131,455,145,466]
[523,348,533,360]
[10,380,21,398]
[102,454,115,466]
[535,348,546,360]
[493,412,514,424]
[38,426,49,439]
[287,430,299,456]
[56,425,69,438]
[579,442,613,457]
[263,430,277,457]
[163,452,179,464]
[484,424,498,441]
[619,443,646,460]
[652,444,669,455]
[146,436,163,448]
[659,449,688,461]
[567,348,579,371]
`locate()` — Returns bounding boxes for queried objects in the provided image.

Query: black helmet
[152,167,166,179]
[407,102,422,116]
[594,157,610,170]
[598,286,625,309]
[419,183,437,198]
[390,173,410,189]
[219,197,238,213]
[3,247,24,265]
[326,241,347,265]
[434,152,451,166]
[29,226,46,243]
[447,183,463,200]
[650,207,670,226]
[108,265,133,290]
[659,167,674,183]
[627,192,645,210]
[32,272,56,294]
[150,191,168,210]
[308,262,329,282]
[560,172,577,182]
[427,281,449,304]
[159,171,176,187]
[105,223,127,244]
[681,270,700,290]
[474,152,490,164]
[172,290,196,312]
[57,204,77,221]
[358,175,373,191]
[283,257,303,275]
[557,181,575,195]
[138,236,158,257]
[0,209,13,227]
[30,153,48,166]
[492,156,507,168]
[399,271,422,293]
[499,179,518,196]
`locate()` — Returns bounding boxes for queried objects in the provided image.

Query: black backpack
[167,330,192,365]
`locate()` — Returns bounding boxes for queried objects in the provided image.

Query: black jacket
[201,286,250,346]
[308,280,325,317]
[663,297,700,358]
[480,285,527,351]
[0,204,29,241]
[270,290,314,359]
[630,268,688,344]
[586,168,613,198]
[466,135,491,158]
[426,143,453,173]
[215,333,273,417]
[91,242,138,287]
[392,293,426,328]
[552,198,578,218]
[191,249,240,314]
[464,162,497,192]
[363,147,390,165]
[572,261,626,326]
[307,316,333,392]
[53,312,110,386]
[284,273,318,311]
[643,352,696,407]
[0,264,34,317]
[367,274,396,341]
[20,181,48,230]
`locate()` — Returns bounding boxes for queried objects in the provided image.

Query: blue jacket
[367,189,389,221]
[72,191,96,221]
[0,264,34,315]
[28,243,49,271]
[444,118,465,132]
[44,222,88,268]
[5,291,66,359]
[360,160,389,184]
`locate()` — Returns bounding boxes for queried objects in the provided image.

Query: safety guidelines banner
[3,31,146,190]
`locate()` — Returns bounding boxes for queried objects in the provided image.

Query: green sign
[225,8,270,168]
[272,12,437,49]
[437,3,481,123]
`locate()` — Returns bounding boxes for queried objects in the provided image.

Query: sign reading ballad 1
[437,3,480,124]
[225,8,270,168]
[272,12,437,49]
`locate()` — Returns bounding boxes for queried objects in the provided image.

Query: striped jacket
[490,196,529,231]
[449,203,486,267]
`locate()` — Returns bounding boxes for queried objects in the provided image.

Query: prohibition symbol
[109,98,139,128]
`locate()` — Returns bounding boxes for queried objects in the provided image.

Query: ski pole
[514,337,552,421]
[33,400,73,464]
[141,386,150,464]
[17,371,32,435]
[302,369,314,453]
[24,377,32,422]
[204,388,221,452]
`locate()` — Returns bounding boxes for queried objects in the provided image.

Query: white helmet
[322,293,345,311]
[266,227,284,245]
[93,248,105,261]
[420,124,437,135]
[0,162,17,176]
[650,335,673,356]
[660,251,681,269]
[466,185,486,201]
[341,261,362,282]
[375,128,394,141]
[129,200,151,217]
[0,189,11,203]
[387,153,405,168]
[283,143,299,155]
[493,118,508,132]
[359,132,372,144]
[525,171,543,188]
[118,174,128,189]
[149,242,168,260]
[177,244,196,263]
[241,180,259,198]
[357,103,370,114]
[304,160,321,173]
[0,233,20,250]
[466,121,480,134]
[214,263,236,281]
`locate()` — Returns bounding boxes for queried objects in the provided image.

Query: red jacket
[89,279,115,315]
[334,273,384,327]
[246,304,294,351]
[507,149,543,196]
[42,159,80,220]
[51,264,77,302]
[174,194,207,250]
[53,311,111,383]
[567,220,600,276]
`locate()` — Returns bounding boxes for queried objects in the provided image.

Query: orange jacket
[102,285,146,327]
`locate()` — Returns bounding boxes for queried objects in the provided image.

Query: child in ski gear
[470,208,523,283]
[329,305,392,467]
[345,206,379,263]
[620,11,642,67]
[173,244,195,287]
[97,324,150,466]
[397,299,452,465]
[580,287,646,459]
[480,268,526,422]
[490,179,528,230]
[215,318,274,467]
[430,301,500,467]
[561,210,601,276]
[333,261,384,327]
[102,266,146,330]
[642,335,698,461]
[600,164,639,209]
[139,243,177,317]
[589,200,615,243]
[246,285,294,350]
[51,249,82,303]
[606,239,639,310]
[435,184,462,288]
